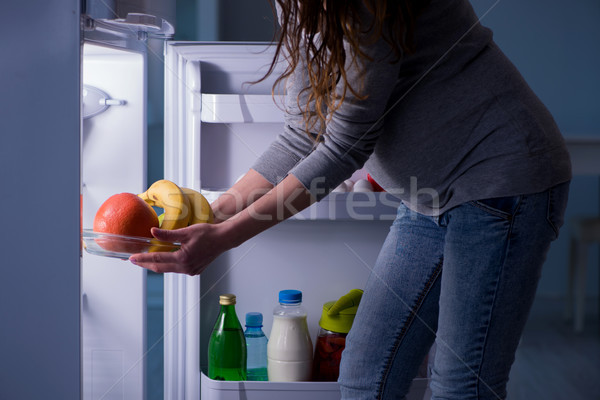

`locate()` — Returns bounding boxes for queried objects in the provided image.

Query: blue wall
[471,0,600,135]
[471,0,600,297]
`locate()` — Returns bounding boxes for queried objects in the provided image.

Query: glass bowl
[81,229,181,260]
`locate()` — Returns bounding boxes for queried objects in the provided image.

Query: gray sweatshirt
[251,0,571,216]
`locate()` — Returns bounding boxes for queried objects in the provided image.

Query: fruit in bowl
[138,180,214,227]
[89,180,214,257]
[141,182,215,253]
[93,192,159,253]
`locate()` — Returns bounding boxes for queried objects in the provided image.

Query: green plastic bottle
[208,294,247,381]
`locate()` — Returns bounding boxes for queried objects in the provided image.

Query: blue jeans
[338,182,570,400]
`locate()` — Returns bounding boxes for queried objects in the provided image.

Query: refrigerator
[81,14,430,400]
[81,12,173,400]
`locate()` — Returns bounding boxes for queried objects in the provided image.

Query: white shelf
[200,372,429,400]
[202,190,401,221]
[201,94,284,124]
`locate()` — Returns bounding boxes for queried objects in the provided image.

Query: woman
[130,0,571,398]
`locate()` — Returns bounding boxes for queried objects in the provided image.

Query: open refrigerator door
[162,42,430,400]
[80,12,173,400]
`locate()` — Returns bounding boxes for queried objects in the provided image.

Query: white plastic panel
[201,372,429,400]
[81,42,147,400]
[201,94,284,123]
[199,121,281,190]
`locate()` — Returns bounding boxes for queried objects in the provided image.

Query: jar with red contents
[312,289,363,382]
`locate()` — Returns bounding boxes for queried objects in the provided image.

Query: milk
[267,315,313,381]
[267,290,313,382]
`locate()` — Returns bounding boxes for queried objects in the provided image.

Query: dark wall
[218,0,276,41]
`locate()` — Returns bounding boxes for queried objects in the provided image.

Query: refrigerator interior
[162,42,429,399]
[81,42,147,400]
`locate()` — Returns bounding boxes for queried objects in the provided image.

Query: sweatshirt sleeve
[252,11,403,200]
[250,58,320,186]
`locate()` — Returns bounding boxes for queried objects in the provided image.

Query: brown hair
[264,0,428,140]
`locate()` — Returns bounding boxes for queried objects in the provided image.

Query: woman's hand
[129,173,314,276]
[129,223,231,276]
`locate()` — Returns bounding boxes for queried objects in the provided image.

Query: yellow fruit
[181,187,214,225]
[138,180,191,230]
[148,238,179,253]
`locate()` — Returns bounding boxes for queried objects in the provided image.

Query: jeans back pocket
[470,195,522,220]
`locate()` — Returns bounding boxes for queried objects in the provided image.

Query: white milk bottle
[267,290,313,381]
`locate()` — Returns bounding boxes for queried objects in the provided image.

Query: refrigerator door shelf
[201,189,401,221]
[201,94,283,124]
[201,372,429,400]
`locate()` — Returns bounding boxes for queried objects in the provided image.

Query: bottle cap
[319,289,363,334]
[219,294,236,305]
[278,289,302,304]
[245,312,263,327]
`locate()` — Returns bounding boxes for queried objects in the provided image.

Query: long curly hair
[263,0,428,140]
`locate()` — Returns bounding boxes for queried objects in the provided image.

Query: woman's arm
[129,173,314,275]
[210,169,275,223]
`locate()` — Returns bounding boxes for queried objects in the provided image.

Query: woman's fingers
[150,226,186,242]
[129,223,222,275]
[129,250,181,273]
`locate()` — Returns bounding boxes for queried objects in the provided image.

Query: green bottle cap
[219,294,236,305]
[319,289,363,334]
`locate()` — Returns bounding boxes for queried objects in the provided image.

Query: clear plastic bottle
[267,290,313,382]
[208,294,247,381]
[244,312,268,381]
